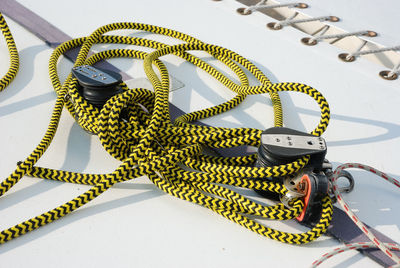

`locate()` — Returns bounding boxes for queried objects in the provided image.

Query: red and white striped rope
[312,163,400,267]
[311,242,400,267]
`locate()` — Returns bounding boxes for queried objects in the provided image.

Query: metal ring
[301,37,317,46]
[328,16,340,22]
[379,70,398,80]
[296,3,308,8]
[267,22,282,30]
[236,7,252,15]
[338,53,355,62]
[337,170,355,193]
[364,31,378,37]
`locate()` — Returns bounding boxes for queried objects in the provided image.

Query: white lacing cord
[341,45,400,61]
[299,24,400,81]
[306,25,330,43]
[234,0,398,80]
[237,0,307,15]
[269,12,297,29]
[302,29,375,46]
[300,24,399,80]
[312,163,400,267]
[337,44,400,80]
[385,61,400,78]
[267,14,338,30]
[342,40,368,61]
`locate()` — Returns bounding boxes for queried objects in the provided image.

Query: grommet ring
[236,7,252,15]
[301,37,317,46]
[296,3,308,8]
[328,16,340,22]
[267,22,282,30]
[379,70,398,80]
[338,53,355,62]
[364,31,378,37]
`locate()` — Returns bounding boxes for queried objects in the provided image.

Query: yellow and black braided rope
[0,17,333,245]
[0,13,19,91]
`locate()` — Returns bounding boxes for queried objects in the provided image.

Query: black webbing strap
[0,0,398,266]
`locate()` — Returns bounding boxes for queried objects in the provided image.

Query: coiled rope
[0,12,332,246]
[2,12,398,267]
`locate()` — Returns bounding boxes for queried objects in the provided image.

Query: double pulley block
[257,127,354,225]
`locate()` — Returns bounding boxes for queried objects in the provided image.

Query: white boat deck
[0,0,399,267]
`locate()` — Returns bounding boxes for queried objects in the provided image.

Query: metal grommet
[338,53,355,62]
[296,3,308,8]
[236,7,252,15]
[379,70,398,80]
[364,30,378,37]
[328,16,340,22]
[267,22,282,30]
[301,37,317,46]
